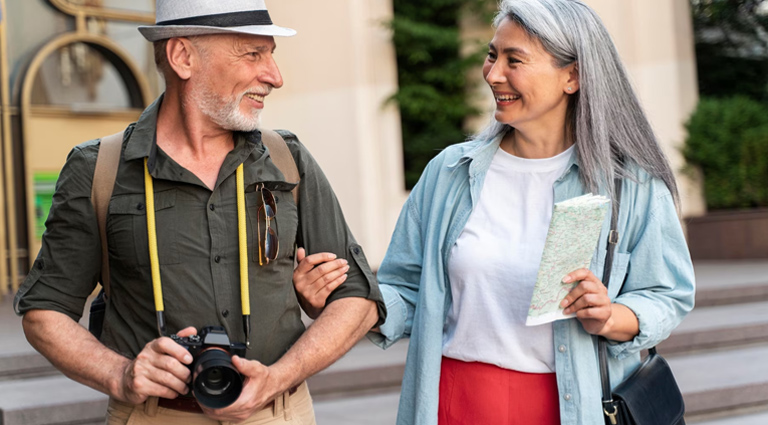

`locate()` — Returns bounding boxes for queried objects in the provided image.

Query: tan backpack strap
[260,129,300,206]
[91,132,124,298]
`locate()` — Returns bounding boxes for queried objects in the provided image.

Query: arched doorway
[20,31,151,264]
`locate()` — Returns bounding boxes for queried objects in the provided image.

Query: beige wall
[240,0,705,267]
[262,0,406,266]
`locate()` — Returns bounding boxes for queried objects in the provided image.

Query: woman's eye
[508,57,522,65]
[487,52,497,61]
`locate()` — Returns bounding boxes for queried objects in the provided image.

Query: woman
[294,0,695,424]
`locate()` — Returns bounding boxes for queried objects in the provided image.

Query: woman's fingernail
[560,299,569,307]
[562,275,572,283]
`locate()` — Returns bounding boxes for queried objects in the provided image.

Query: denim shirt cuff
[608,296,663,359]
[367,285,406,350]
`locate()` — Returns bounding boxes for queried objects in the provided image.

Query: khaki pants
[105,381,316,425]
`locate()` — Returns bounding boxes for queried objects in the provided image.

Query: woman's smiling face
[482,18,578,132]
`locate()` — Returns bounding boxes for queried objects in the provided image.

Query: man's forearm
[270,297,378,389]
[22,309,129,399]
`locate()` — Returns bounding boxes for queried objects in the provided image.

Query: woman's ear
[564,62,580,94]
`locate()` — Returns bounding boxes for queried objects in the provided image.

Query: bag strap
[260,129,300,207]
[91,131,124,299]
[91,129,298,299]
[598,177,622,424]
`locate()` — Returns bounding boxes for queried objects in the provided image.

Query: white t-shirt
[443,144,574,373]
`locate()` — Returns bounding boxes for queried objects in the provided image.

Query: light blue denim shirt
[368,135,695,425]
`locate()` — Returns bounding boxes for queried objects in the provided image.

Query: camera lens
[192,349,243,408]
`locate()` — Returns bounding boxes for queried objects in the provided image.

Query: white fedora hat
[138,0,296,42]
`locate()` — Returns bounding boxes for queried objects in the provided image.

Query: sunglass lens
[261,188,276,219]
[264,227,279,261]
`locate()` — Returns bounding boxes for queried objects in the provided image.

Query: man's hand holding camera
[202,355,284,423]
[117,326,196,404]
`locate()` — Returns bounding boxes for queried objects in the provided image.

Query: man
[14,1,384,423]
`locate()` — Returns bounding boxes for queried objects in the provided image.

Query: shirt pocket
[592,250,631,300]
[245,182,298,265]
[107,190,180,266]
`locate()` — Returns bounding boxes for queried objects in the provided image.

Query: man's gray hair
[475,0,679,207]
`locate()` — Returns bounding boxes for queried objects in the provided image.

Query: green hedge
[684,96,768,209]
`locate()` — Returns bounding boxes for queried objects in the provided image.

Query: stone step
[314,391,400,425]
[694,261,768,307]
[0,351,57,381]
[688,406,768,424]
[307,338,408,400]
[0,375,108,425]
[659,301,768,355]
[670,344,768,416]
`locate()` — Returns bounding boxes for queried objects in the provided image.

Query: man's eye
[508,57,522,65]
[487,52,497,61]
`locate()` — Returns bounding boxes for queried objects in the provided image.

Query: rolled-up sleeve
[14,142,101,322]
[609,190,696,358]
[288,135,386,326]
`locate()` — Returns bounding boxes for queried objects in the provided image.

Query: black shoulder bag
[599,178,686,425]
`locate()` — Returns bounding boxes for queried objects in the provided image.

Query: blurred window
[29,43,134,111]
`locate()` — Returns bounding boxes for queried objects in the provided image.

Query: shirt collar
[124,95,163,162]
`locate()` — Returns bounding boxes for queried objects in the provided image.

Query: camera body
[171,326,247,409]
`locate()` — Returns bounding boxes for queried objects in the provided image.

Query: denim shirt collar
[448,133,579,175]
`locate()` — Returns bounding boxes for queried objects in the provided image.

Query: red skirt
[438,356,561,425]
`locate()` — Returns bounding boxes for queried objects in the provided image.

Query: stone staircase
[1,260,767,424]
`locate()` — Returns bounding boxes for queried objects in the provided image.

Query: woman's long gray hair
[476,0,679,207]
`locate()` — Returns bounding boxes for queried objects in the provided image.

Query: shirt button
[209,204,215,211]
[353,247,361,255]
[214,256,221,263]
[558,345,567,353]
[37,261,44,270]
[221,309,229,318]
[136,203,144,211]
[564,394,572,401]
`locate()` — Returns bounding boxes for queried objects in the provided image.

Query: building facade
[0,0,702,299]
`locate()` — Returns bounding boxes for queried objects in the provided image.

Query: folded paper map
[526,194,610,326]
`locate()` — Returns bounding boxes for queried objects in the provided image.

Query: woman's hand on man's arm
[292,247,349,319]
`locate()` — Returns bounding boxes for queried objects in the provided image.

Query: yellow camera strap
[144,160,250,345]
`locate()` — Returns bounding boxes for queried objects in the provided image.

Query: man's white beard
[191,83,263,132]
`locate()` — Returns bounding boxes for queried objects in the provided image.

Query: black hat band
[157,10,273,28]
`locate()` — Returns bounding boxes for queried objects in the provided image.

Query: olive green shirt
[15,96,386,365]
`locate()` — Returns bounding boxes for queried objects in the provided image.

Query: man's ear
[166,38,198,81]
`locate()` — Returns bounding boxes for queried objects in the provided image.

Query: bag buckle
[603,405,618,425]
[608,230,619,245]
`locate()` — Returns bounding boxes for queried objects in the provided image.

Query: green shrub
[684,96,768,209]
[391,0,493,189]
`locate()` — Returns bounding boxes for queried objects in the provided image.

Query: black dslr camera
[171,326,247,409]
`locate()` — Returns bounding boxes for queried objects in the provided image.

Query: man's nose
[261,55,284,89]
